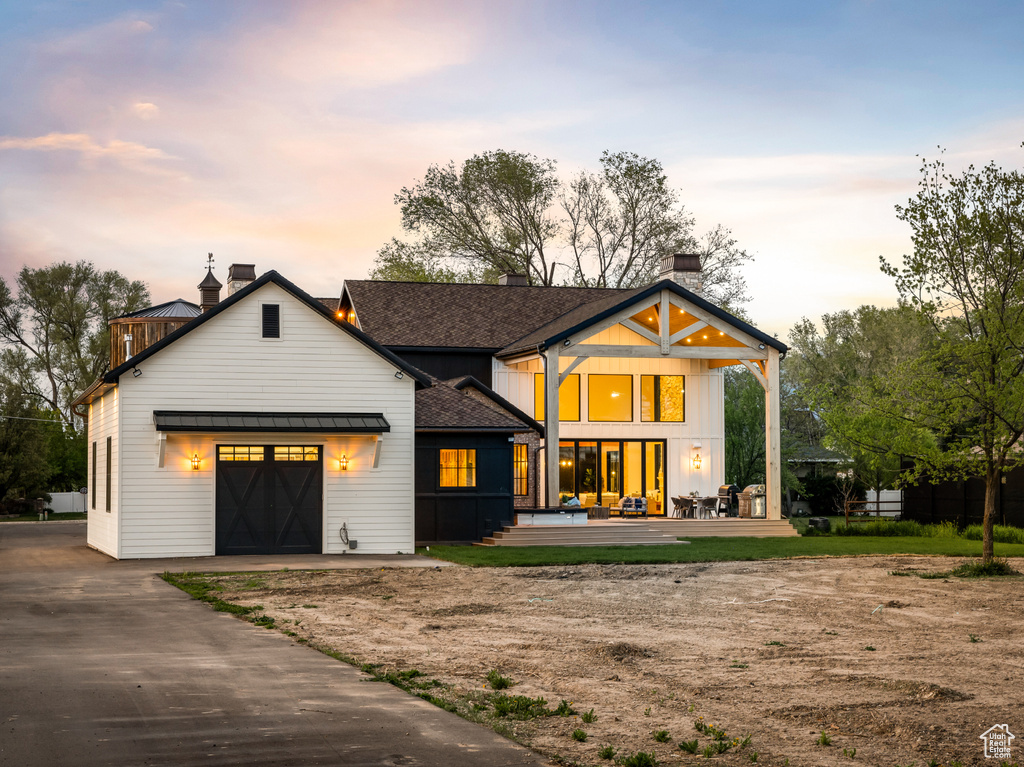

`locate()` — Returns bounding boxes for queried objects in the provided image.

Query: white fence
[862,489,902,517]
[48,491,88,513]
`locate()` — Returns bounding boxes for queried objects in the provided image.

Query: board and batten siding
[86,386,120,558]
[113,282,415,558]
[492,345,726,499]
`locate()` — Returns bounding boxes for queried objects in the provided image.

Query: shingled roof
[342,280,626,349]
[415,377,537,432]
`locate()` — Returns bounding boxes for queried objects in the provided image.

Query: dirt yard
[210,556,1023,766]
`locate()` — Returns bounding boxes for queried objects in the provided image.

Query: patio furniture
[698,497,719,519]
[620,497,648,518]
[671,496,693,518]
[588,505,610,520]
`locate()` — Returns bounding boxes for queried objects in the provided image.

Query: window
[588,374,633,422]
[262,304,280,338]
[641,375,685,422]
[274,445,320,462]
[91,441,97,510]
[439,449,476,487]
[218,446,265,461]
[513,443,528,496]
[105,437,112,512]
[534,373,580,421]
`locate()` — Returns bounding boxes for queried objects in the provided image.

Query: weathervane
[206,252,214,269]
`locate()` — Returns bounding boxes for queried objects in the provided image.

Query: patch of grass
[764,640,785,646]
[749,752,759,762]
[571,728,587,742]
[617,751,658,767]
[678,739,699,754]
[581,708,597,724]
[653,730,671,743]
[969,633,982,643]
[864,646,876,652]
[916,558,1019,580]
[301,604,319,608]
[599,746,617,760]
[553,699,577,717]
[843,747,857,758]
[418,536,1024,567]
[963,523,1024,544]
[492,694,549,720]
[486,670,513,690]
[730,661,749,669]
[816,731,832,746]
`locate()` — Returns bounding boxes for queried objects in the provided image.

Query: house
[341,254,788,535]
[73,254,787,558]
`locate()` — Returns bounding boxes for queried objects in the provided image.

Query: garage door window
[274,446,320,461]
[218,446,265,461]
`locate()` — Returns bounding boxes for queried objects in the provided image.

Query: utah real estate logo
[980,724,1014,760]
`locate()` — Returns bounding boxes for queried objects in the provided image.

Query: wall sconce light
[190,453,201,471]
[132,367,142,378]
[691,453,702,471]
[394,370,404,380]
[339,454,349,471]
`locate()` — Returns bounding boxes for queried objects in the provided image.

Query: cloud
[132,102,160,120]
[0,132,175,173]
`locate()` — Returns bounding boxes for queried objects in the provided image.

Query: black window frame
[640,374,686,423]
[513,443,528,496]
[587,373,634,423]
[557,438,667,512]
[105,436,112,512]
[91,441,97,510]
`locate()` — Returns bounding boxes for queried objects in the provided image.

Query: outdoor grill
[717,484,740,516]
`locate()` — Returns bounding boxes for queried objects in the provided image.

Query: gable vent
[262,304,280,338]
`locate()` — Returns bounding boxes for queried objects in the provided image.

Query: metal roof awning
[153,411,390,433]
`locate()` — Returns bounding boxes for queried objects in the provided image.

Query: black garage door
[216,445,323,555]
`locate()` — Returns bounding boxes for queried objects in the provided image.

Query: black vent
[262,304,280,338]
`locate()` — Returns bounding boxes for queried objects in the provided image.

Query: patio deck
[475,518,798,546]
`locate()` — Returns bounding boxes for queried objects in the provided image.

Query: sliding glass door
[558,439,667,514]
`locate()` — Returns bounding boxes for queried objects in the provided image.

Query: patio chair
[699,497,718,519]
[671,496,692,518]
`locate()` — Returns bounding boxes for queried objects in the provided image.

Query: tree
[379,149,752,305]
[0,261,149,426]
[788,305,936,505]
[0,382,52,507]
[880,154,1024,561]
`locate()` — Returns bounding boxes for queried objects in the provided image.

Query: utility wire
[0,414,72,426]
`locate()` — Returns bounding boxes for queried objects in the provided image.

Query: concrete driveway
[0,522,547,767]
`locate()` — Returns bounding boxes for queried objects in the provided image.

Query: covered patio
[491,260,787,527]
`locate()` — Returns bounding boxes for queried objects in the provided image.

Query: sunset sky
[2,1,1023,337]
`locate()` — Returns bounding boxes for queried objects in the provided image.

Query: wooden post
[544,346,560,508]
[765,347,781,520]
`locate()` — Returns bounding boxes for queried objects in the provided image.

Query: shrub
[492,694,549,719]
[653,730,671,742]
[598,745,616,760]
[963,524,1024,544]
[485,670,512,690]
[553,699,577,717]
[582,709,597,723]
[678,739,699,754]
[571,728,587,742]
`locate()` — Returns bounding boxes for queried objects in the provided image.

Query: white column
[544,346,560,508]
[765,348,781,520]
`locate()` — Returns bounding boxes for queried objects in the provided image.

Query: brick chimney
[198,254,222,312]
[659,253,703,295]
[227,264,257,296]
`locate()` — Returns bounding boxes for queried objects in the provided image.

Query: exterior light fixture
[132,367,142,378]
[758,343,765,350]
[339,454,349,471]
[691,453,702,471]
[394,370,404,379]
[563,338,572,346]
[190,453,201,471]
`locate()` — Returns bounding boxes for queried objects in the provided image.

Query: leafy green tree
[880,154,1024,562]
[0,382,52,506]
[379,149,751,305]
[0,261,148,426]
[788,305,936,503]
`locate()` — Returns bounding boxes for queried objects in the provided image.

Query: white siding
[113,282,415,558]
[492,344,727,499]
[86,387,119,558]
